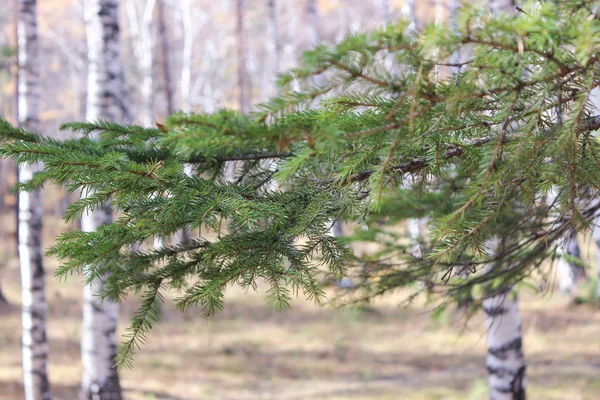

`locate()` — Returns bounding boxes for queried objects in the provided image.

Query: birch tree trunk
[490,0,516,14]
[157,0,174,115]
[236,0,250,113]
[267,0,280,73]
[481,6,525,399]
[401,0,416,31]
[129,0,159,247]
[449,0,463,70]
[379,0,390,25]
[306,0,319,48]
[0,278,7,305]
[129,0,156,127]
[16,0,51,398]
[483,239,526,400]
[592,220,600,302]
[402,3,427,260]
[173,0,196,243]
[556,233,585,295]
[81,1,127,398]
[261,0,280,100]
[435,0,444,23]
[180,0,193,111]
[590,90,600,301]
[407,218,425,259]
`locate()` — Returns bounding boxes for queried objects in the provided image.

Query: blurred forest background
[1,0,600,399]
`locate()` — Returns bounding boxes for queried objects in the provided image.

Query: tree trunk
[261,0,280,100]
[175,0,195,243]
[127,0,156,127]
[180,0,193,111]
[267,0,280,73]
[407,218,425,259]
[483,3,526,398]
[157,0,174,116]
[435,0,444,23]
[592,220,600,302]
[449,0,463,72]
[80,230,121,400]
[140,0,156,127]
[81,1,126,398]
[401,0,416,31]
[236,0,250,113]
[556,233,585,295]
[490,0,517,14]
[16,0,51,398]
[379,0,390,25]
[483,239,526,400]
[306,0,319,48]
[0,278,7,305]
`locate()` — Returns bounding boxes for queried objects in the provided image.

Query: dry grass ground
[1,213,600,399]
[2,253,600,400]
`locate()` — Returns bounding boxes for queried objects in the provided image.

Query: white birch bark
[449,0,463,73]
[139,0,155,127]
[0,277,7,305]
[129,0,161,248]
[483,239,526,400]
[261,0,280,100]
[306,0,319,48]
[432,0,445,81]
[379,0,390,25]
[157,0,174,115]
[590,89,600,300]
[401,2,427,259]
[173,0,197,243]
[180,0,193,111]
[81,1,126,398]
[268,0,281,72]
[555,233,584,295]
[401,0,416,31]
[236,0,250,113]
[407,218,425,259]
[482,2,526,397]
[490,0,516,14]
[127,0,157,127]
[435,0,444,23]
[16,0,51,398]
[592,221,600,301]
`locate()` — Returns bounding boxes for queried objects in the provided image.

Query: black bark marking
[488,337,523,360]
[483,305,507,317]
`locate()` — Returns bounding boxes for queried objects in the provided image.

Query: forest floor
[1,232,600,399]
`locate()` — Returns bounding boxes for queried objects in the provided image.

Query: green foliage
[2,0,600,367]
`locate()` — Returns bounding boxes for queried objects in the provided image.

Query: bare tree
[81,0,128,398]
[16,0,51,398]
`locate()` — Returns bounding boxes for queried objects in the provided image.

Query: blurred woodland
[1,1,600,399]
[0,0,447,248]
